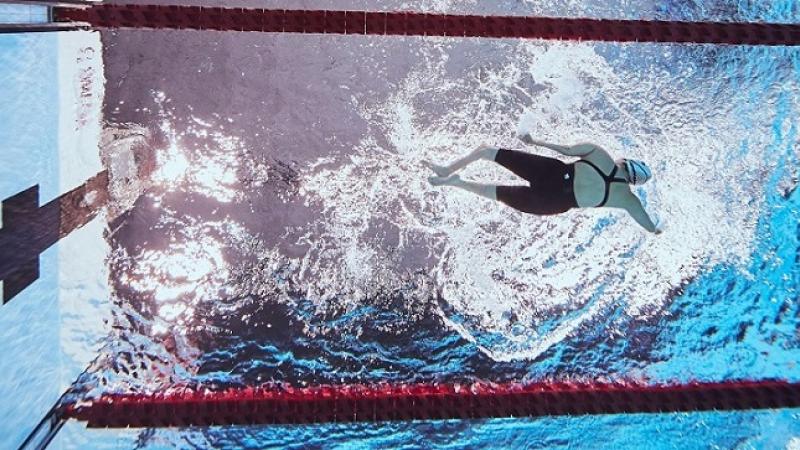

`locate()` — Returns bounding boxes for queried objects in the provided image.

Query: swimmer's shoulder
[576,143,615,171]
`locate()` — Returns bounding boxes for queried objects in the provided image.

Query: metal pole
[0,22,85,32]
[0,0,95,8]
[0,0,92,31]
[17,403,65,450]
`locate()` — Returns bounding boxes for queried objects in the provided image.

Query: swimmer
[424,133,662,234]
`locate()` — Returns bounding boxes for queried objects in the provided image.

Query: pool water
[2,0,800,449]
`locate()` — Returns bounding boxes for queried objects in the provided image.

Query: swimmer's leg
[428,174,497,201]
[424,145,499,177]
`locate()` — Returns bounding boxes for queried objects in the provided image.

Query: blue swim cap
[624,159,652,185]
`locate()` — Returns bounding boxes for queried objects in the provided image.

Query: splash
[300,39,793,362]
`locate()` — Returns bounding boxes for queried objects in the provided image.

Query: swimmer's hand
[654,220,665,235]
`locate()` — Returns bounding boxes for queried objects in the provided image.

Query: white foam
[299,39,787,361]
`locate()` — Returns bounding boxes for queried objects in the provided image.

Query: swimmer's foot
[428,174,461,186]
[423,160,453,177]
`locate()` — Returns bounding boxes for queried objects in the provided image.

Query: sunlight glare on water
[151,99,243,204]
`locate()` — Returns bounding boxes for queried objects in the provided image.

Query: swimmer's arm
[611,192,660,234]
[517,134,599,157]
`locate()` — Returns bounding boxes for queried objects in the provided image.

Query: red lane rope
[63,380,800,427]
[52,4,800,45]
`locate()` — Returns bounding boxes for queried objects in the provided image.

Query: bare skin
[425,134,661,234]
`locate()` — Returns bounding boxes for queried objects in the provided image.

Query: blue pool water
[2,1,800,449]
[0,31,62,450]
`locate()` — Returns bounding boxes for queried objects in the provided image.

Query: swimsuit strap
[576,160,628,207]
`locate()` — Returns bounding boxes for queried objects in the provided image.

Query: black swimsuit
[493,149,625,215]
[494,149,576,215]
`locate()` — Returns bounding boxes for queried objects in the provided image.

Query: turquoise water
[0,32,61,450]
